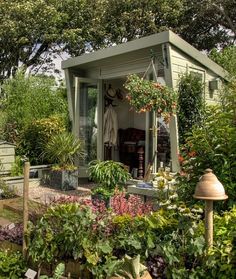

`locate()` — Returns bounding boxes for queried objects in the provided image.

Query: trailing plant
[124,74,177,123]
[42,132,84,170]
[0,250,26,279]
[177,73,205,144]
[89,160,131,196]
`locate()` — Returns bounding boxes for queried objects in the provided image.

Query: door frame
[74,77,103,176]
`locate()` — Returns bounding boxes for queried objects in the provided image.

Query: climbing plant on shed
[177,73,205,144]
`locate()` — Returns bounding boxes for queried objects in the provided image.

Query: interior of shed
[103,76,171,178]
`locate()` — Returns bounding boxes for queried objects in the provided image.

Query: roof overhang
[62,30,229,81]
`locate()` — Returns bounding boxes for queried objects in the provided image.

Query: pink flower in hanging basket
[124,74,177,123]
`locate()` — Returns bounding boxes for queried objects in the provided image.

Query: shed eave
[62,30,229,81]
[61,31,170,69]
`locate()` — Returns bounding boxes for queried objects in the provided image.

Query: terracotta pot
[109,271,152,279]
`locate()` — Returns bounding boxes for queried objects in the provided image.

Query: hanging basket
[124,73,177,123]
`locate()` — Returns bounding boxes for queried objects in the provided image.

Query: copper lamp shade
[193,169,228,200]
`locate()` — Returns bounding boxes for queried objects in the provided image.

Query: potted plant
[108,255,152,279]
[41,132,84,190]
[88,160,131,205]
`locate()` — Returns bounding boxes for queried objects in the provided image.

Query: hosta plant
[109,255,151,279]
[88,160,131,196]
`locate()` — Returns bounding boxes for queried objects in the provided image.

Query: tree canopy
[0,0,235,80]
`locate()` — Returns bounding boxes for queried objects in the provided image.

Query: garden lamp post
[193,169,228,248]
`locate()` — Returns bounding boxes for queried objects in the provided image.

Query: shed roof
[62,30,228,80]
[0,141,15,146]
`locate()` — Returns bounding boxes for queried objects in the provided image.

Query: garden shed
[0,141,15,175]
[62,30,228,177]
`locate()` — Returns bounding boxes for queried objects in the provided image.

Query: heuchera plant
[110,191,153,216]
[124,74,177,123]
[0,223,23,245]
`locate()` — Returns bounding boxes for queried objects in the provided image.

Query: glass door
[145,111,158,174]
[74,77,102,171]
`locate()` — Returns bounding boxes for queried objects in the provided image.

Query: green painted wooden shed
[62,30,228,177]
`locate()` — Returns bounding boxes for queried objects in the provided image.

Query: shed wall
[170,45,221,104]
[0,144,15,174]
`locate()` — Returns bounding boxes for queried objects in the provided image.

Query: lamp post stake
[205,200,213,248]
[193,169,228,249]
[23,160,30,259]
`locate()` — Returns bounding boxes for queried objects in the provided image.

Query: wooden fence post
[23,161,30,259]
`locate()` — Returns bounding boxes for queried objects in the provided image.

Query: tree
[1,71,68,136]
[0,0,236,80]
[179,0,236,50]
[0,0,103,80]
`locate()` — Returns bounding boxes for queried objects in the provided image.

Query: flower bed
[27,192,203,278]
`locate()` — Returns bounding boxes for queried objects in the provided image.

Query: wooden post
[137,147,144,180]
[23,161,30,259]
[205,200,213,248]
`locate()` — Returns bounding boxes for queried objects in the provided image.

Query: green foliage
[2,72,68,132]
[1,0,236,80]
[111,255,147,279]
[210,46,236,78]
[28,200,204,278]
[39,263,65,279]
[178,103,236,209]
[0,179,16,199]
[0,250,26,279]
[88,160,131,193]
[42,132,84,169]
[10,156,23,176]
[28,203,95,264]
[206,206,236,278]
[19,115,66,165]
[177,73,205,144]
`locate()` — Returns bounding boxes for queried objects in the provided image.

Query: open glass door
[74,77,102,176]
[145,111,158,174]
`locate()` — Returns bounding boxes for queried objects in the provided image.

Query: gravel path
[17,180,96,204]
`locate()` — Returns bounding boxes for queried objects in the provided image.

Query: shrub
[2,72,68,132]
[177,73,205,144]
[206,206,236,278]
[88,160,131,196]
[18,115,66,165]
[10,156,23,176]
[177,105,236,209]
[0,179,16,199]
